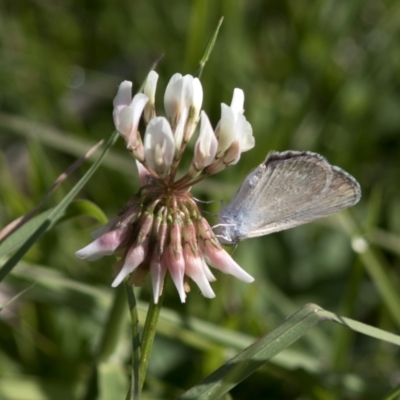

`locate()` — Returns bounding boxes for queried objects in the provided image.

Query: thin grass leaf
[383,383,400,400]
[368,228,400,256]
[178,303,400,400]
[8,263,328,373]
[0,283,35,311]
[194,16,224,78]
[62,200,108,224]
[0,113,132,174]
[0,209,54,258]
[338,211,400,328]
[0,131,119,283]
[0,137,102,242]
[319,309,400,345]
[0,200,106,260]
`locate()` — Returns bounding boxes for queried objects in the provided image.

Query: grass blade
[178,303,400,400]
[0,132,119,283]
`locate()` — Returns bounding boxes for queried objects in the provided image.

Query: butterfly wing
[218,151,361,244]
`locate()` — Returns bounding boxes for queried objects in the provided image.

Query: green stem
[139,290,165,391]
[124,283,141,400]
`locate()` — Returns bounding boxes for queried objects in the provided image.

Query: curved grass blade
[383,383,400,400]
[0,131,119,283]
[194,16,224,78]
[0,283,35,311]
[338,211,400,328]
[0,112,132,174]
[0,200,106,259]
[178,303,400,400]
[0,139,103,243]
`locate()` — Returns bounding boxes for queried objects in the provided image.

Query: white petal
[164,74,195,125]
[111,262,135,287]
[143,71,159,104]
[143,71,159,122]
[194,111,217,169]
[144,117,175,175]
[203,263,216,282]
[238,118,254,152]
[113,81,132,107]
[126,93,148,146]
[170,268,186,303]
[150,257,167,304]
[164,73,183,120]
[75,241,112,261]
[116,106,134,138]
[227,116,255,165]
[185,256,216,298]
[230,88,244,114]
[181,75,194,107]
[191,78,203,117]
[173,109,188,151]
[217,103,236,154]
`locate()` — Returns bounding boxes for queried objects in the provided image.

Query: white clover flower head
[76,71,255,303]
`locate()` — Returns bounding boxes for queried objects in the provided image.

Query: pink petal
[75,226,129,261]
[184,246,215,298]
[135,160,152,186]
[202,240,254,283]
[150,252,167,304]
[90,217,120,239]
[111,240,149,287]
[163,246,186,303]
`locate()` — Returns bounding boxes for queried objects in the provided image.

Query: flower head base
[76,71,255,303]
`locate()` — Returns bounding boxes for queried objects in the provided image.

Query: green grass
[1,0,400,399]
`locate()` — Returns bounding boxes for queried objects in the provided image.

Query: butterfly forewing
[217,151,361,244]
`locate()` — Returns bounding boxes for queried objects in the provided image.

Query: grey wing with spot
[217,151,361,244]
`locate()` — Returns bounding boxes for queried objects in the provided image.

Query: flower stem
[139,289,165,391]
[124,283,141,400]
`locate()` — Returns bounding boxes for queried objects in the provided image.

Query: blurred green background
[1,0,400,399]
